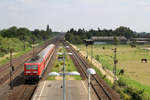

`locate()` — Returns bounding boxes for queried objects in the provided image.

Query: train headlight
[26,71,31,73]
[33,71,38,73]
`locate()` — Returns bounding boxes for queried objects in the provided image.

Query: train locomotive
[24,44,55,81]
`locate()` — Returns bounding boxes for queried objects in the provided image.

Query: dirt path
[143,47,150,50]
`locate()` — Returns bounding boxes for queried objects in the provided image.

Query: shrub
[95,55,100,61]
[118,77,126,86]
[0,52,5,57]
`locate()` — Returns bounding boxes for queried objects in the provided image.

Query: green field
[76,44,150,99]
[77,44,150,85]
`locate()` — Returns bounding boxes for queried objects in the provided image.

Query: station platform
[32,80,96,100]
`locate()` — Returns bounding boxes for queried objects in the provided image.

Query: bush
[0,52,5,57]
[125,87,143,100]
[0,26,56,57]
[95,55,100,61]
[118,77,126,86]
[123,93,132,100]
[116,76,149,100]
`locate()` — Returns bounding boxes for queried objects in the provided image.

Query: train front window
[26,65,38,70]
[32,65,38,69]
[26,65,31,69]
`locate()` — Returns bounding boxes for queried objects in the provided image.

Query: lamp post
[49,71,80,100]
[86,68,96,100]
[57,46,73,100]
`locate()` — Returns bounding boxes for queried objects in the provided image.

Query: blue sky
[0,0,150,32]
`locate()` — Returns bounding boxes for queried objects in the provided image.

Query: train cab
[24,44,55,82]
[24,63,40,81]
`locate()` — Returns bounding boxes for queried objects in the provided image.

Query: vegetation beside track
[47,44,82,80]
[0,46,31,65]
[75,44,150,100]
[0,26,57,66]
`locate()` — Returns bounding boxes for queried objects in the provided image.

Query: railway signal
[84,39,94,64]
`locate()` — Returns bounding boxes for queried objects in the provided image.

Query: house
[91,36,127,41]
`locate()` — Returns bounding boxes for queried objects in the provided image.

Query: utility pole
[32,40,35,57]
[86,44,88,59]
[88,73,91,100]
[63,46,66,100]
[10,49,13,89]
[91,44,93,65]
[113,48,117,82]
[84,39,94,63]
[23,36,26,51]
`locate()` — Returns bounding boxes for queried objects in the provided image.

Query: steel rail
[64,41,120,100]
[0,36,61,100]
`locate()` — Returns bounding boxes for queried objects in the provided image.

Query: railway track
[0,35,62,100]
[0,36,59,87]
[63,41,121,100]
[9,83,37,100]
[9,40,60,100]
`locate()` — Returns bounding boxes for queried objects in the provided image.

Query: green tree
[113,36,120,45]
[46,24,52,34]
[17,27,31,41]
[0,26,56,57]
[114,26,134,39]
[65,26,135,44]
[1,26,18,38]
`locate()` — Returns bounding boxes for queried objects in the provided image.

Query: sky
[0,0,150,32]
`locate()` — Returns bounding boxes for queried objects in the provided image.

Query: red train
[24,44,55,81]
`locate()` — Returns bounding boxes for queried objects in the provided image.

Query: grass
[47,44,82,80]
[0,47,32,66]
[119,76,150,98]
[76,44,150,85]
[0,35,57,66]
[76,43,150,99]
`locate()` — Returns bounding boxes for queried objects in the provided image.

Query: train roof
[26,44,55,63]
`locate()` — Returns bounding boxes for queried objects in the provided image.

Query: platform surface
[32,80,96,100]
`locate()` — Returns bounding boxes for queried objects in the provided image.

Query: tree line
[0,25,54,57]
[65,26,137,44]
